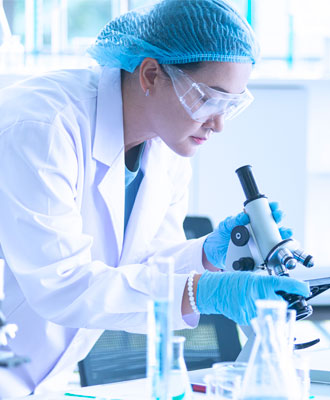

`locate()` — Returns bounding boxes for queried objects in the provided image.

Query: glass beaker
[239,300,302,400]
[168,336,192,400]
[204,368,242,399]
[286,309,297,352]
[147,257,174,400]
[293,353,310,400]
[212,361,248,391]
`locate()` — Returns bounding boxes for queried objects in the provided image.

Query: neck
[121,71,156,153]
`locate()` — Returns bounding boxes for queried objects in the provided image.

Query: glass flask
[239,300,302,400]
[147,257,174,400]
[168,336,192,400]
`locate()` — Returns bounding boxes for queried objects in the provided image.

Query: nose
[202,114,225,133]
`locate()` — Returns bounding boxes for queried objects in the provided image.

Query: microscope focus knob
[231,225,250,246]
[233,257,255,272]
[276,291,313,320]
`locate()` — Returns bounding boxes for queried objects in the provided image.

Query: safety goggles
[162,64,254,123]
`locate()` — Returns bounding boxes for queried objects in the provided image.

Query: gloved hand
[203,202,292,269]
[196,271,310,326]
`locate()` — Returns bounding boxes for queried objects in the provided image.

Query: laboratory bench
[11,366,330,399]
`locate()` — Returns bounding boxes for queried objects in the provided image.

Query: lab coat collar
[93,67,124,166]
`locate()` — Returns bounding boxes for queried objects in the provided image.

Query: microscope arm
[237,277,330,361]
[236,320,321,362]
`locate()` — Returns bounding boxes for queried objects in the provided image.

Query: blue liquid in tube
[148,299,172,400]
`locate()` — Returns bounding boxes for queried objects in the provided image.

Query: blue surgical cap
[87,0,260,73]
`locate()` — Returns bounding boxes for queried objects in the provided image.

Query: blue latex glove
[203,202,292,269]
[196,271,310,326]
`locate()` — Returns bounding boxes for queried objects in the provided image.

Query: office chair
[78,215,242,386]
[78,314,241,386]
[183,215,214,240]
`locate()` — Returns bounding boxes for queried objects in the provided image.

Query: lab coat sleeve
[139,153,207,328]
[0,121,192,332]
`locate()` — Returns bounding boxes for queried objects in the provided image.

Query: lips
[191,136,208,145]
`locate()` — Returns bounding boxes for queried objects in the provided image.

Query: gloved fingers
[273,277,310,298]
[279,226,293,239]
[221,212,249,233]
[272,208,284,223]
[269,201,279,212]
[218,217,231,235]
[236,211,250,226]
[269,201,285,223]
[269,202,293,238]
[255,276,287,301]
[220,298,255,326]
[237,308,254,326]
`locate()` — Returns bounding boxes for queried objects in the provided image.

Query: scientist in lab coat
[0,0,310,397]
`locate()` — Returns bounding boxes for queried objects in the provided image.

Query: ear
[139,58,163,95]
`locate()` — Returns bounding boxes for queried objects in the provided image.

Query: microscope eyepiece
[235,165,266,205]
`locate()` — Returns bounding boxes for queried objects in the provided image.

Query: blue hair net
[87,0,259,72]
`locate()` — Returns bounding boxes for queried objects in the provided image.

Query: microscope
[225,165,330,354]
[0,259,29,368]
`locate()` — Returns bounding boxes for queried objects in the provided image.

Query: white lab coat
[0,67,206,397]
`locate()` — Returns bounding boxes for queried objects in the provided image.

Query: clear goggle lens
[163,64,254,123]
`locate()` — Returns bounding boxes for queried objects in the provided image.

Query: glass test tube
[147,256,174,400]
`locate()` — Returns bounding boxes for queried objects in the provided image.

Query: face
[149,62,252,157]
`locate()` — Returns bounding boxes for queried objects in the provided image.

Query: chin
[162,137,198,157]
[173,146,197,158]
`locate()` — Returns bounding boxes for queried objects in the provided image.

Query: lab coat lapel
[121,139,172,264]
[98,154,125,260]
[93,67,125,260]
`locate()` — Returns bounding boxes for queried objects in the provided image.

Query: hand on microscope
[198,202,310,325]
[196,271,309,325]
[195,270,310,326]
[202,201,292,270]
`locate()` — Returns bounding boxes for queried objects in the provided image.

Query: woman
[0,0,309,396]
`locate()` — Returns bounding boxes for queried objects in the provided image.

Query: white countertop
[12,367,330,400]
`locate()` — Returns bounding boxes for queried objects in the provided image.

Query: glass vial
[168,336,192,400]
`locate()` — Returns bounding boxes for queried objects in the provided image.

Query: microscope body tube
[236,165,283,261]
[244,197,282,261]
[235,165,313,320]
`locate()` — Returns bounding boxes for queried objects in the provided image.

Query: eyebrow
[210,85,246,95]
[210,85,230,93]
